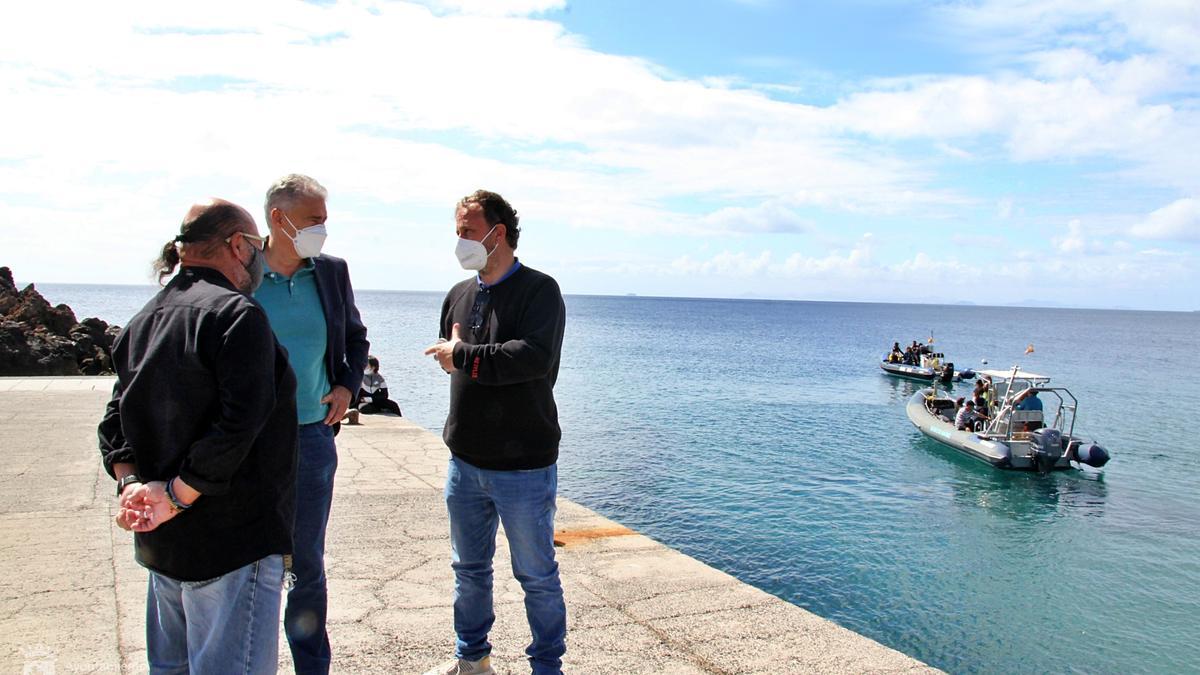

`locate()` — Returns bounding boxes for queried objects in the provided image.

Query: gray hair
[264,174,328,217]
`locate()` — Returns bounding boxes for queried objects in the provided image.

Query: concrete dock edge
[0,377,939,674]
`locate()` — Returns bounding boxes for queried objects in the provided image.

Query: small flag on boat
[927,332,935,344]
[1025,343,1035,354]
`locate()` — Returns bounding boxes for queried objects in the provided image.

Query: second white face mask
[455,225,498,271]
[283,215,327,259]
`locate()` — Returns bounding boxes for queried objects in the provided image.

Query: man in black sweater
[99,199,297,674]
[424,190,567,675]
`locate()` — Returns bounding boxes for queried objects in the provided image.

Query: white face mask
[455,224,499,271]
[282,214,327,259]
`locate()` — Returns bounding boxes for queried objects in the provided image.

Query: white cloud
[997,198,1014,219]
[830,1,1200,189]
[697,200,813,235]
[781,234,875,278]
[0,1,960,236]
[1131,198,1200,240]
[0,0,1196,309]
[831,74,1176,163]
[939,0,1200,67]
[422,0,566,16]
[1054,219,1086,253]
[670,251,772,277]
[605,233,1192,307]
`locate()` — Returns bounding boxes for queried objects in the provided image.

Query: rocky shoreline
[0,266,118,376]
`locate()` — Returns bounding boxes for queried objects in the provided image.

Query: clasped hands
[115,480,193,533]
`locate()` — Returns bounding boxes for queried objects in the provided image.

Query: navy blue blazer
[312,254,370,397]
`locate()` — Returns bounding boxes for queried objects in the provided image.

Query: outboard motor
[939,362,955,385]
[1030,427,1063,474]
[1070,441,1111,468]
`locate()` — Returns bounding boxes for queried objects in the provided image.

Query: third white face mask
[454,225,498,271]
[283,214,327,259]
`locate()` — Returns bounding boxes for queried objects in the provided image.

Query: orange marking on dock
[553,526,636,547]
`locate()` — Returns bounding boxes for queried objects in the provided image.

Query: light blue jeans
[146,554,283,675]
[445,457,566,674]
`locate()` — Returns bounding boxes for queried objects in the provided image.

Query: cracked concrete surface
[0,377,939,674]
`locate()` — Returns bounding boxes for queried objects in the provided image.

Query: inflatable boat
[906,367,1110,472]
[880,357,975,384]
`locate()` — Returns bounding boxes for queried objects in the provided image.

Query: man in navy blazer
[256,174,369,675]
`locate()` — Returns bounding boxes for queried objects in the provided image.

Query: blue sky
[2,0,1197,309]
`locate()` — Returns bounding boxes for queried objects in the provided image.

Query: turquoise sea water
[40,283,1200,674]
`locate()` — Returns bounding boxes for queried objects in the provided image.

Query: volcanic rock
[0,266,119,376]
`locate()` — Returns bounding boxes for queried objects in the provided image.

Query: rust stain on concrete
[553,526,636,547]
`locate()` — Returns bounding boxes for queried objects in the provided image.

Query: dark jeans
[285,422,337,675]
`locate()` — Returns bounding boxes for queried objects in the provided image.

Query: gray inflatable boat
[906,367,1110,472]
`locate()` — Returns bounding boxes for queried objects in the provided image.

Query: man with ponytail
[99,198,298,673]
[255,174,369,675]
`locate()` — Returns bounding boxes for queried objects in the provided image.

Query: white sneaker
[423,656,495,675]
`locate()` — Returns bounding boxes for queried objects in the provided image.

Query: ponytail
[151,202,248,284]
[153,240,181,284]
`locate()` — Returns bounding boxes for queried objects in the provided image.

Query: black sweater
[440,264,566,470]
[98,267,298,581]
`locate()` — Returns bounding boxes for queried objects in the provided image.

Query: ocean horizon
[19,279,1198,315]
[31,282,1200,674]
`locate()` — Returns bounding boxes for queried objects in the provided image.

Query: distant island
[0,266,118,376]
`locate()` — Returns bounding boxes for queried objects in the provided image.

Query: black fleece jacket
[98,266,298,581]
[440,263,566,470]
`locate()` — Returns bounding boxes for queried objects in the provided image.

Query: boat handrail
[985,365,1023,436]
[984,384,1080,442]
[1036,386,1079,440]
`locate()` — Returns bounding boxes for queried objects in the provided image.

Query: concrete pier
[0,377,938,674]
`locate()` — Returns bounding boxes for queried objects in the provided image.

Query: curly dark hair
[458,190,520,249]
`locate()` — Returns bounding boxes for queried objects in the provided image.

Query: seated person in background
[1014,387,1043,411]
[955,399,986,432]
[357,355,402,416]
[972,393,989,416]
[944,396,966,423]
[1013,387,1043,430]
[971,395,991,425]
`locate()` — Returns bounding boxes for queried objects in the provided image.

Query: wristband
[116,474,142,497]
[165,478,193,513]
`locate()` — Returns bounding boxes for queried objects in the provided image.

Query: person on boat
[1014,387,1043,411]
[972,380,986,411]
[1013,387,1043,431]
[944,396,965,423]
[975,377,994,414]
[955,399,988,432]
[889,342,903,363]
[972,394,992,423]
[357,355,402,416]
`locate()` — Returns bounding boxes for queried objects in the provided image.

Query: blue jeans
[445,457,566,674]
[146,555,283,674]
[285,422,338,675]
